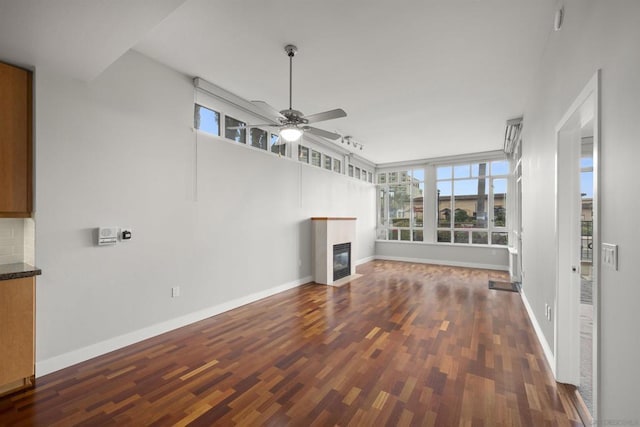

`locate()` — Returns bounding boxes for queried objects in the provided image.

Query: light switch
[602,243,618,270]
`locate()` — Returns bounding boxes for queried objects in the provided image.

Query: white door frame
[554,70,600,418]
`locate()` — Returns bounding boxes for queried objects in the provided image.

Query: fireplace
[311,217,356,285]
[333,243,351,281]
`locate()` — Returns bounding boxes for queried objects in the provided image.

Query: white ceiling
[0,0,187,80]
[0,0,556,164]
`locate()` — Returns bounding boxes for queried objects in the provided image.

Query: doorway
[555,71,599,420]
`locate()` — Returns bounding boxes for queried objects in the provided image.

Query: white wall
[376,241,508,271]
[34,50,375,374]
[522,1,640,422]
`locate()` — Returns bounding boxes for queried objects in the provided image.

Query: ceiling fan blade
[226,123,278,130]
[304,126,342,140]
[251,100,286,120]
[304,108,347,124]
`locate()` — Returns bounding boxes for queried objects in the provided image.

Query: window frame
[376,168,425,242]
[435,160,509,246]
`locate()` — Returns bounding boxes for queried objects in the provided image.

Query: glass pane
[437,181,452,228]
[250,128,268,150]
[389,172,398,184]
[400,230,411,241]
[298,145,309,163]
[471,231,488,244]
[368,172,373,183]
[581,157,593,168]
[492,232,508,246]
[454,164,470,178]
[389,184,411,227]
[491,160,509,175]
[311,150,321,167]
[378,173,387,184]
[348,165,354,177]
[412,168,425,182]
[379,188,387,226]
[436,166,451,180]
[472,162,488,178]
[437,230,451,243]
[270,134,285,155]
[355,167,361,179]
[581,170,593,198]
[362,170,368,181]
[333,158,342,173]
[413,181,424,227]
[323,154,332,170]
[493,178,508,227]
[454,178,488,228]
[195,105,219,135]
[413,230,423,242]
[389,229,399,240]
[224,115,246,143]
[400,170,410,183]
[454,230,469,244]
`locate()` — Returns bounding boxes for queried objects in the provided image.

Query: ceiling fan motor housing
[279,109,307,125]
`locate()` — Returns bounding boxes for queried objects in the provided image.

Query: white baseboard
[374,255,509,272]
[36,275,312,377]
[520,289,556,376]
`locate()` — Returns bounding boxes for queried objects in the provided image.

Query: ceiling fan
[243,44,347,143]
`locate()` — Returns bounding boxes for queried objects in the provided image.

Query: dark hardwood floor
[0,261,582,426]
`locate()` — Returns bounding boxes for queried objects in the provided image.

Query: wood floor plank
[0,261,583,426]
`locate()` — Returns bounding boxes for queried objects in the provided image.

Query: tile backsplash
[0,218,35,265]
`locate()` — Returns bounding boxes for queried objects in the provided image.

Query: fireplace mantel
[311,217,357,285]
[311,217,357,221]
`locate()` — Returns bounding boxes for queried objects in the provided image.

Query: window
[311,150,321,167]
[333,158,342,173]
[348,164,354,177]
[194,105,220,136]
[436,160,508,245]
[355,167,361,179]
[323,154,332,170]
[368,172,373,183]
[270,134,285,155]
[249,128,267,150]
[377,169,425,242]
[298,145,309,163]
[224,115,246,143]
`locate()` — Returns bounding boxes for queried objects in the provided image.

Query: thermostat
[98,227,118,245]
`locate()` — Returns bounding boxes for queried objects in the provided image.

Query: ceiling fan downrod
[284,44,297,111]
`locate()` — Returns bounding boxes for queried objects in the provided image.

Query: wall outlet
[172,286,180,298]
[120,227,132,241]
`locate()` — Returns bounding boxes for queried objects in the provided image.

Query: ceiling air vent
[503,117,523,154]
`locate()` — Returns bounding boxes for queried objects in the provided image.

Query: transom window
[224,115,246,143]
[194,104,220,136]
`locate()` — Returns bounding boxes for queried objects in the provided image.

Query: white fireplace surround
[311,217,357,285]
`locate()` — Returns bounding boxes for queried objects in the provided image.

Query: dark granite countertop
[0,263,42,281]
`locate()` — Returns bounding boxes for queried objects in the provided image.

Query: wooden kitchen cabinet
[0,62,33,217]
[0,277,35,396]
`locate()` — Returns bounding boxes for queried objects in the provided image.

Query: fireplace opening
[333,242,351,281]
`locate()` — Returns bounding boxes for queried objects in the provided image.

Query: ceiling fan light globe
[280,126,303,142]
